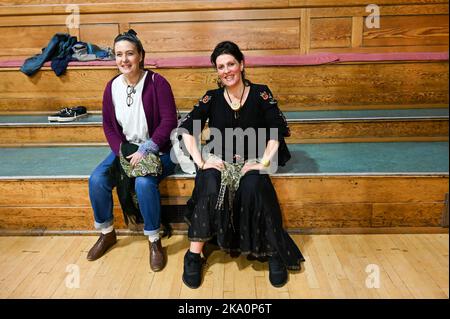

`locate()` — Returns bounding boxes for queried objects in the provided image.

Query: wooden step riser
[0,119,448,145]
[0,1,446,17]
[0,125,103,145]
[0,202,446,231]
[0,176,447,230]
[0,62,448,112]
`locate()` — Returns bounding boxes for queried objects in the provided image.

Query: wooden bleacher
[0,0,448,235]
[0,109,448,146]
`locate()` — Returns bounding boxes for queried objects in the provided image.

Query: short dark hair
[114,29,145,69]
[210,41,248,87]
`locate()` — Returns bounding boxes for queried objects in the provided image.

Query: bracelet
[260,158,270,167]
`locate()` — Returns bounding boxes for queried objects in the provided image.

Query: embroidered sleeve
[260,85,290,139]
[178,91,212,136]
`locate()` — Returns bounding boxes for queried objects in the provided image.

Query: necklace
[124,71,144,107]
[225,85,246,112]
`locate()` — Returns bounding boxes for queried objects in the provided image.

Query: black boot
[202,237,219,260]
[182,250,205,289]
[268,253,288,287]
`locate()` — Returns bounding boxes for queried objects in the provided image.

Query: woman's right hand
[201,157,224,171]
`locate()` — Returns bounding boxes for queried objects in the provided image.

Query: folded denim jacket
[119,142,162,178]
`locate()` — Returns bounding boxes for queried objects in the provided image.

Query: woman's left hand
[126,151,145,167]
[241,162,264,175]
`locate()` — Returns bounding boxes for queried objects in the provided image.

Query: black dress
[179,83,305,270]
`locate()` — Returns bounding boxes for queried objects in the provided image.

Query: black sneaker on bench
[48,106,88,122]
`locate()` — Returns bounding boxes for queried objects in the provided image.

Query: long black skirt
[185,168,305,270]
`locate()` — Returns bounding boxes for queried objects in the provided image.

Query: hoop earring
[216,76,224,88]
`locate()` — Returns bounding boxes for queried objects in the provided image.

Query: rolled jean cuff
[144,228,160,236]
[94,218,114,230]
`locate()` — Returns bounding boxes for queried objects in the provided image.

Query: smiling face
[215,54,244,88]
[114,40,142,76]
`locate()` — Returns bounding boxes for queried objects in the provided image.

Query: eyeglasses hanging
[126,85,136,107]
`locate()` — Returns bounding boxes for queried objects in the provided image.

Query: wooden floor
[0,234,448,299]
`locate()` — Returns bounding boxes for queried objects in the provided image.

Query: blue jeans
[89,151,175,236]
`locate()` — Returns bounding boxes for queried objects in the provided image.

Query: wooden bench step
[0,143,447,232]
[0,109,447,145]
[0,143,448,176]
[1,108,447,123]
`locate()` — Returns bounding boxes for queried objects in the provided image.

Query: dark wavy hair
[113,29,145,69]
[210,41,249,87]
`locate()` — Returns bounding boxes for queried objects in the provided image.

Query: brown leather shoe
[87,230,117,261]
[149,238,166,272]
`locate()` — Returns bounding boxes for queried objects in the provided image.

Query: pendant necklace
[225,85,246,119]
[225,86,246,111]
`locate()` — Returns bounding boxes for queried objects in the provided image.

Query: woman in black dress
[178,41,304,288]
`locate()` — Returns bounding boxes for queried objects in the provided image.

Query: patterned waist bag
[206,153,259,211]
[119,142,162,178]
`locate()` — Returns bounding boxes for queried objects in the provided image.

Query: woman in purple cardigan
[86,30,178,272]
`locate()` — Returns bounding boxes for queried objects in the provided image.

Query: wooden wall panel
[0,202,446,230]
[288,120,449,143]
[0,1,446,16]
[363,15,449,47]
[0,175,447,230]
[0,1,288,15]
[0,61,447,112]
[0,2,447,113]
[310,17,352,48]
[0,176,447,207]
[1,0,445,6]
[308,5,449,53]
[79,24,119,49]
[290,0,447,5]
[0,125,105,145]
[0,207,102,230]
[0,25,69,57]
[0,3,447,58]
[0,14,70,28]
[271,176,448,204]
[0,68,118,112]
[244,62,449,110]
[0,9,301,26]
[1,119,447,146]
[281,202,445,228]
[132,19,300,53]
[1,0,224,3]
[371,203,445,227]
[0,179,195,208]
[282,203,374,228]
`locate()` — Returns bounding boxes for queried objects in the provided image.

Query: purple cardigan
[102,70,178,155]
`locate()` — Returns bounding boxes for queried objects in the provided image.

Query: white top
[112,71,149,145]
